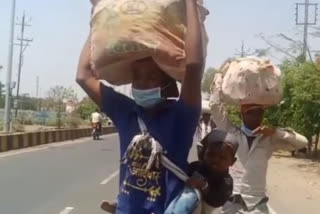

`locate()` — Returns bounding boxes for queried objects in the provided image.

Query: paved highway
[0,134,119,214]
[0,133,319,214]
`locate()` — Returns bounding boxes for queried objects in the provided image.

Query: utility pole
[235,41,252,58]
[36,76,39,98]
[0,66,3,103]
[241,40,245,57]
[36,76,40,111]
[296,0,318,61]
[4,0,17,132]
[303,0,310,58]
[38,86,42,112]
[14,11,33,118]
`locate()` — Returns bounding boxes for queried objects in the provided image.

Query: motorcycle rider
[91,108,103,138]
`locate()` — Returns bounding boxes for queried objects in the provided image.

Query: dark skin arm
[188,176,233,207]
[187,177,209,194]
[187,162,208,193]
[76,36,102,107]
[180,0,205,106]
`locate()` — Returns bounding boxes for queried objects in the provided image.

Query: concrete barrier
[0,126,117,153]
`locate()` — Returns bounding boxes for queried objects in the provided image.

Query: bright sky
[0,0,318,98]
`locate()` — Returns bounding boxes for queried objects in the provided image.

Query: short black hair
[198,129,239,160]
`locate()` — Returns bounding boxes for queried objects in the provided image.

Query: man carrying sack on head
[209,57,308,214]
[77,0,207,213]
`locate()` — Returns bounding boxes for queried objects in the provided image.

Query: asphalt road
[0,134,319,214]
[0,134,120,214]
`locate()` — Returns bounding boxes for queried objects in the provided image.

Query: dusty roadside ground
[267,152,320,214]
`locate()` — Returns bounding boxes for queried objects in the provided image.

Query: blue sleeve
[170,99,201,166]
[175,99,201,125]
[174,99,201,141]
[100,83,135,126]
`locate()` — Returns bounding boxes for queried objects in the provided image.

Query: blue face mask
[132,87,165,108]
[241,125,259,137]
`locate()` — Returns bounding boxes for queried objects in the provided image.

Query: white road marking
[59,207,74,214]
[100,170,119,185]
[0,139,88,159]
[48,138,90,148]
[0,147,48,158]
[0,133,118,159]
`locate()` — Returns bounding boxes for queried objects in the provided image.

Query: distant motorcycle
[92,122,102,140]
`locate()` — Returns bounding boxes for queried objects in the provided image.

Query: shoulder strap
[135,116,190,182]
[137,117,147,134]
[161,156,189,182]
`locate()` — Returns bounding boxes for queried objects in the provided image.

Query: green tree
[47,86,78,129]
[0,82,5,108]
[76,97,98,120]
[264,61,320,157]
[227,106,242,126]
[202,68,217,93]
[14,95,39,111]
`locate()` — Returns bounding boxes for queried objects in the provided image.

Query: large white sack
[215,57,283,106]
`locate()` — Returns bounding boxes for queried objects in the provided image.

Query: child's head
[198,129,238,173]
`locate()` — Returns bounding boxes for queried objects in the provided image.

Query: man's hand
[253,126,276,137]
[187,177,208,191]
[101,200,117,214]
